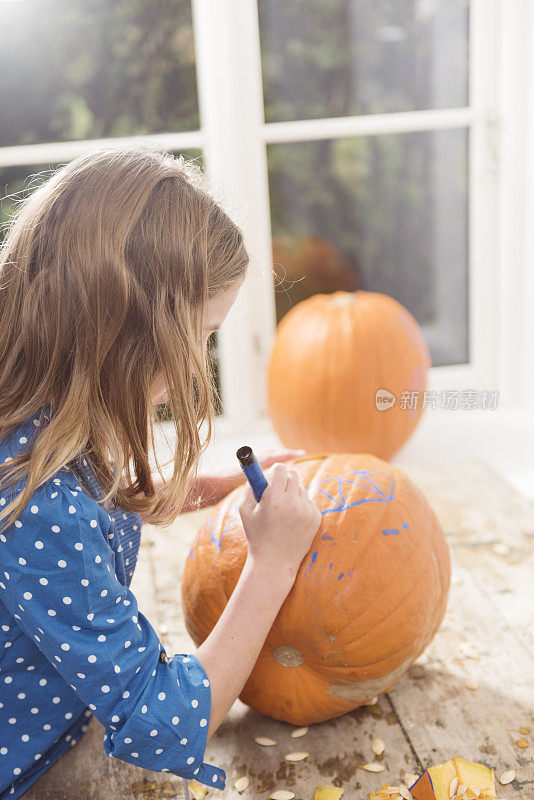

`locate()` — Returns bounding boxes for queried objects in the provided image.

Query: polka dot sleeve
[0,481,226,789]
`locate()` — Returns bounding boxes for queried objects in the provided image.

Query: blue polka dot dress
[0,407,226,798]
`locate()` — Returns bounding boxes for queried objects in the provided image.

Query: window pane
[260,0,469,123]
[0,0,199,148]
[267,128,468,367]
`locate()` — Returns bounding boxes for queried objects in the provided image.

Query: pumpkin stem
[328,292,356,308]
[293,454,329,464]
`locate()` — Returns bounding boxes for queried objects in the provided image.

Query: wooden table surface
[25,461,534,800]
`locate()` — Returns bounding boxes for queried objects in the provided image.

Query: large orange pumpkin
[181,453,450,725]
[267,290,431,460]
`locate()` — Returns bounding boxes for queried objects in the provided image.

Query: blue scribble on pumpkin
[338,573,344,580]
[382,523,410,536]
[305,550,319,576]
[302,469,395,516]
[321,533,334,540]
[188,503,240,559]
[329,563,333,569]
[189,469,396,561]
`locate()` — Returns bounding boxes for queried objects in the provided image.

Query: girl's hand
[186,448,307,511]
[239,461,322,579]
[139,448,308,519]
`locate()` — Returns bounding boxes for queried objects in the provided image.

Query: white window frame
[191,0,503,434]
[1,0,532,439]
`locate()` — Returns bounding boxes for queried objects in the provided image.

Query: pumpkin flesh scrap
[314,786,345,800]
[409,758,495,800]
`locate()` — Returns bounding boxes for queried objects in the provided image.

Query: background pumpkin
[271,234,360,323]
[182,452,450,725]
[267,290,431,460]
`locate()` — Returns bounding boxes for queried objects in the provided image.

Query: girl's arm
[140,448,306,520]
[137,472,239,522]
[181,472,241,513]
[195,556,293,741]
[0,481,225,787]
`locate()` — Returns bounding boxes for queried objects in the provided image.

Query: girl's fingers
[238,481,257,517]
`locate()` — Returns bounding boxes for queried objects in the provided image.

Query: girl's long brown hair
[0,144,249,534]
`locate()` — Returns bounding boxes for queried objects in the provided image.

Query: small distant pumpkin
[272,235,359,323]
[181,452,450,725]
[267,290,431,460]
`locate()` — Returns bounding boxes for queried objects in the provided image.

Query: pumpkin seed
[398,787,412,800]
[517,738,529,748]
[290,726,309,738]
[457,785,467,795]
[403,774,419,788]
[499,770,515,785]
[372,738,386,756]
[285,751,309,762]
[364,697,378,706]
[465,680,479,690]
[459,644,480,660]
[235,777,249,793]
[255,737,277,746]
[361,762,386,772]
[269,792,295,800]
[449,777,459,797]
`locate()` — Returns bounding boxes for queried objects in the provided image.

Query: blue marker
[236,445,268,502]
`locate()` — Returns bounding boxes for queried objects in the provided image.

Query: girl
[0,146,321,798]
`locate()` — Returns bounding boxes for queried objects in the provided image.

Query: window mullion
[460,0,501,390]
[191,0,276,430]
[495,0,533,408]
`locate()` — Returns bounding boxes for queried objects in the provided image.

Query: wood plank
[386,559,534,799]
[26,460,534,799]
[400,460,534,652]
[393,460,534,799]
